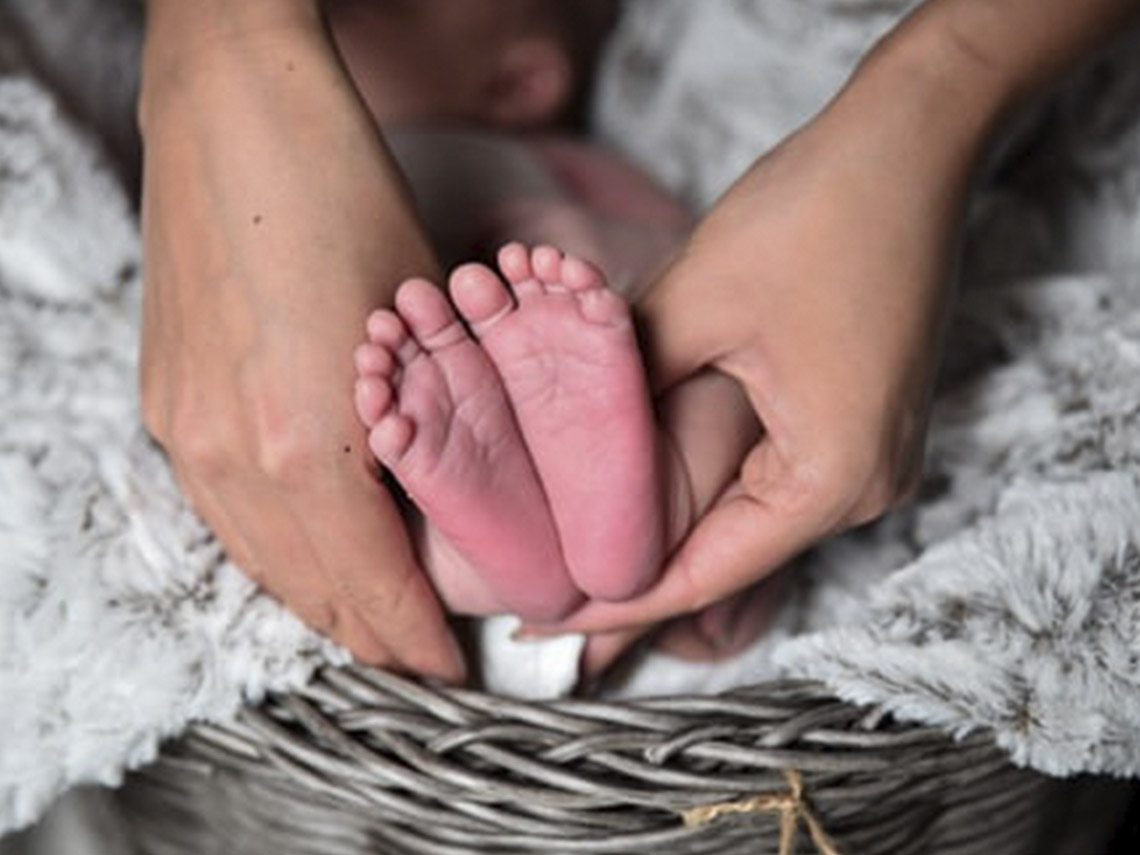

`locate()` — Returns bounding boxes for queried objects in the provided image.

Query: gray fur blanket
[3,0,1140,837]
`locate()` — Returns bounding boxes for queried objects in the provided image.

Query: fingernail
[510,624,567,642]
[510,624,541,642]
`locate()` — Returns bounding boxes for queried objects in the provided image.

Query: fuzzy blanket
[4,0,1140,838]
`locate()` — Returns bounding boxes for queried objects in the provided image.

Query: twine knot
[681,769,841,855]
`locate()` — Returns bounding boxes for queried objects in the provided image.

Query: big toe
[449,263,515,336]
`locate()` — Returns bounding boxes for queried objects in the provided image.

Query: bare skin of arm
[139,0,464,679]
[546,0,1140,637]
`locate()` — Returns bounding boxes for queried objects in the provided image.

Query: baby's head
[327,0,617,130]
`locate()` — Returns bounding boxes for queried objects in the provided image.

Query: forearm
[839,0,1140,188]
[143,0,322,69]
[140,0,340,145]
[139,0,435,304]
[776,0,1140,346]
[901,0,1140,105]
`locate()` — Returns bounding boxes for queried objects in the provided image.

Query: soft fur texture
[3,0,1140,838]
[0,65,347,833]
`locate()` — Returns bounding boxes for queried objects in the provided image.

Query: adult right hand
[139,0,464,680]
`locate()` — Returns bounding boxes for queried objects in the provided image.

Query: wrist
[837,5,1015,170]
[145,0,321,44]
[145,0,321,30]
[141,0,324,93]
[139,0,328,133]
[846,0,1139,151]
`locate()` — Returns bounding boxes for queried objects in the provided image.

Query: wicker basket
[110,664,1107,855]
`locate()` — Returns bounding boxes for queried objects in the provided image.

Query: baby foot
[449,243,663,601]
[354,277,580,621]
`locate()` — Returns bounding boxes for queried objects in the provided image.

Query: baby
[330,0,761,641]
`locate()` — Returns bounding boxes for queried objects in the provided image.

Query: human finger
[653,574,790,662]
[579,625,655,680]
[535,451,835,635]
[279,461,467,681]
[176,438,460,679]
[634,226,761,396]
[169,460,258,579]
[193,463,396,665]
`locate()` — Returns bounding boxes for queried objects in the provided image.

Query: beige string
[681,770,842,855]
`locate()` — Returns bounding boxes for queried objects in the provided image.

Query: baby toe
[396,277,469,352]
[368,412,416,465]
[354,342,395,378]
[497,242,535,285]
[367,308,411,352]
[577,285,632,328]
[450,262,516,335]
[562,254,606,292]
[531,245,564,285]
[354,375,394,427]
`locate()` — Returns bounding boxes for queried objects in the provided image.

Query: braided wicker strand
[117,665,1066,855]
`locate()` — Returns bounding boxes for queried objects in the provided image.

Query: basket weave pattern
[117,666,1057,855]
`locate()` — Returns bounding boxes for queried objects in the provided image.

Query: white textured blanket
[4,0,1140,838]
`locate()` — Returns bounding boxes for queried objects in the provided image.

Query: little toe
[562,254,606,292]
[497,242,534,285]
[366,308,407,350]
[354,375,393,426]
[531,245,565,286]
[450,262,516,336]
[368,304,423,366]
[396,277,470,353]
[368,412,415,465]
[577,285,632,328]
[354,342,395,378]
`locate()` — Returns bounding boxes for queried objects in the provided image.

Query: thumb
[546,462,824,635]
[635,248,743,396]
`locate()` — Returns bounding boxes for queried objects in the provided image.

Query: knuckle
[847,482,896,527]
[139,384,167,442]
[350,638,393,669]
[317,585,398,667]
[235,560,264,588]
[162,392,334,489]
[169,415,233,479]
[290,599,338,635]
[251,422,327,487]
[674,554,719,614]
[755,448,900,530]
[241,390,329,487]
[350,572,415,625]
[846,450,925,527]
[740,413,930,533]
[742,450,833,520]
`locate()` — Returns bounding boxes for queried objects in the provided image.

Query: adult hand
[139,0,464,679]
[555,0,1138,636]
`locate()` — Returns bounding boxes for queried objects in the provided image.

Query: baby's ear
[483,37,573,129]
